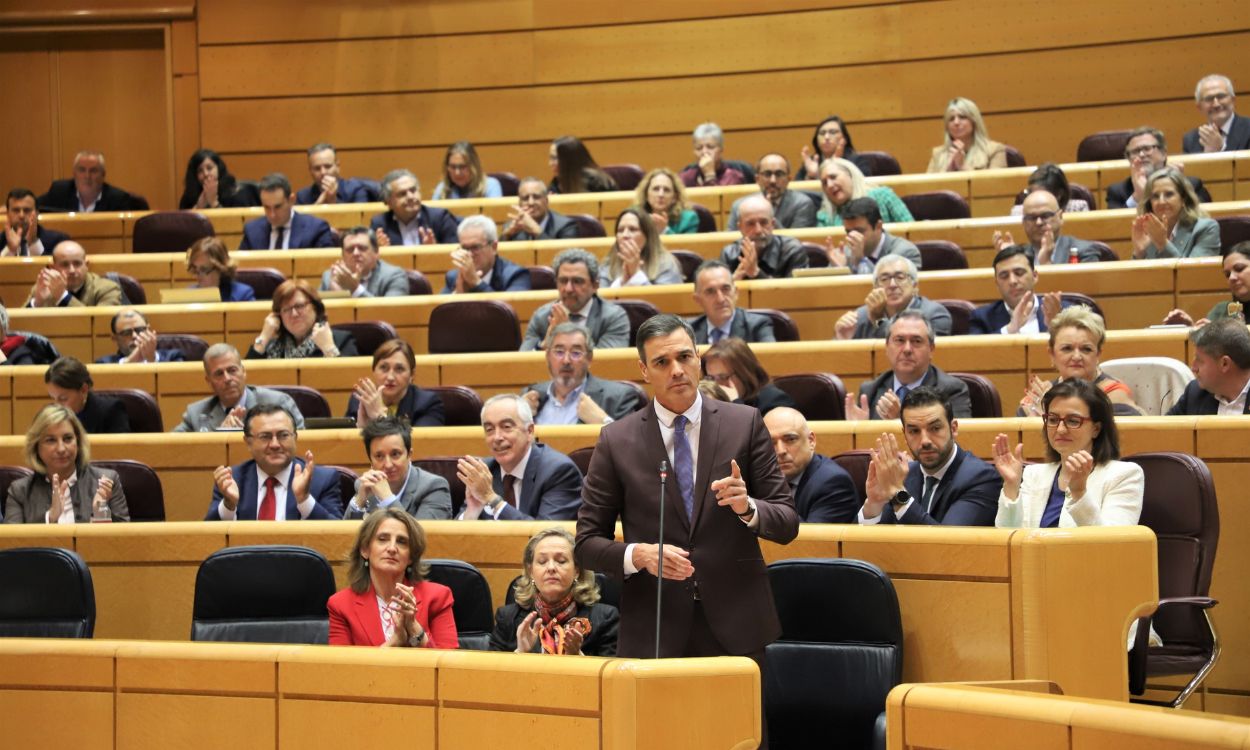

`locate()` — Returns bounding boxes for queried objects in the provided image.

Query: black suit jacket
[1165,378,1250,416]
[688,308,777,344]
[968,296,1076,335]
[857,366,972,419]
[1183,114,1250,154]
[38,180,142,212]
[239,211,336,250]
[295,177,373,205]
[508,209,580,241]
[484,442,583,521]
[877,446,1000,526]
[441,255,531,294]
[370,206,460,245]
[741,383,797,415]
[1105,174,1211,210]
[12,226,71,256]
[793,453,858,523]
[345,384,445,427]
[77,393,130,434]
[490,601,619,655]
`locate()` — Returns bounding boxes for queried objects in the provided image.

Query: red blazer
[327,579,458,648]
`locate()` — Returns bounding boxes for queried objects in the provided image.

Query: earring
[363,558,369,569]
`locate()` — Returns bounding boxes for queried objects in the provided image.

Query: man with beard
[521,248,628,350]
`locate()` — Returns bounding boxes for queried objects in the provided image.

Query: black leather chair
[0,465,34,518]
[1061,292,1106,325]
[766,558,903,750]
[743,308,799,342]
[528,265,556,291]
[1086,241,1119,262]
[936,299,976,336]
[235,268,287,300]
[691,203,717,232]
[190,545,336,644]
[488,171,520,197]
[132,211,214,253]
[425,559,494,650]
[1216,216,1250,252]
[95,388,163,432]
[428,300,521,353]
[856,151,902,177]
[801,242,830,268]
[601,164,645,191]
[915,240,968,271]
[406,269,433,295]
[325,465,358,511]
[670,249,703,282]
[105,272,146,304]
[951,372,1003,418]
[157,333,209,362]
[833,449,873,505]
[567,213,606,239]
[412,457,466,516]
[901,191,971,221]
[424,385,483,427]
[1004,145,1027,168]
[0,547,96,638]
[1126,452,1221,708]
[773,373,846,421]
[332,320,398,358]
[1077,130,1133,162]
[614,299,662,347]
[269,385,331,419]
[93,459,165,521]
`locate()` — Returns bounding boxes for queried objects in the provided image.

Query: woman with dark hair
[4,404,129,523]
[1164,241,1250,326]
[247,279,358,360]
[44,356,130,433]
[797,115,873,179]
[599,207,682,287]
[992,379,1143,528]
[547,136,616,194]
[327,507,458,647]
[1130,167,1221,260]
[489,527,619,655]
[635,167,699,234]
[345,338,445,427]
[1010,163,1089,215]
[431,141,502,200]
[186,236,256,302]
[178,149,260,210]
[701,337,797,415]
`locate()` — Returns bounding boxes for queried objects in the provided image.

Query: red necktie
[259,476,277,520]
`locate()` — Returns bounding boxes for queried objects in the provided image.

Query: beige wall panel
[116,693,274,750]
[0,690,113,750]
[0,39,57,194]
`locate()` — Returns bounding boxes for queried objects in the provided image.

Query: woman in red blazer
[327,507,458,647]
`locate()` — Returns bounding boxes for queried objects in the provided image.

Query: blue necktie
[672,415,695,518]
[895,385,909,403]
[710,327,724,345]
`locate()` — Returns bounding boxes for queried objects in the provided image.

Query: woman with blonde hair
[431,141,502,200]
[1019,306,1141,416]
[186,236,256,302]
[635,167,699,234]
[599,207,683,287]
[926,97,1008,173]
[816,157,913,227]
[1130,167,1221,260]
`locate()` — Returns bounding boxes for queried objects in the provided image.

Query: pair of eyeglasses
[248,431,294,443]
[116,325,150,338]
[280,302,311,316]
[1126,144,1160,159]
[1023,211,1058,224]
[1043,413,1091,430]
[188,264,216,275]
[757,170,789,180]
[550,348,586,360]
[875,272,911,286]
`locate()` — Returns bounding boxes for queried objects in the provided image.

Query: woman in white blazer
[992,378,1143,528]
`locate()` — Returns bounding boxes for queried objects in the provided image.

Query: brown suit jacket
[575,397,799,658]
[24,272,122,308]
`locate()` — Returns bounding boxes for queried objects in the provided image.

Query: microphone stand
[655,460,667,660]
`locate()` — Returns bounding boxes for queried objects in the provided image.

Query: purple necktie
[672,415,695,518]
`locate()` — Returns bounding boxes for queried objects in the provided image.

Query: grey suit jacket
[688,307,777,344]
[319,258,408,297]
[727,190,817,230]
[4,465,130,523]
[851,294,953,339]
[343,465,453,520]
[1142,217,1222,259]
[521,295,630,351]
[525,374,645,423]
[857,365,972,419]
[173,386,306,432]
[1041,234,1102,264]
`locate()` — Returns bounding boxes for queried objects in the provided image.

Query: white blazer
[995,460,1144,528]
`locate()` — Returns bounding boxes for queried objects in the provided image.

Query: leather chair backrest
[915,240,968,270]
[832,450,872,505]
[95,388,163,432]
[428,300,521,353]
[504,572,620,611]
[105,272,146,305]
[0,465,34,519]
[857,151,901,177]
[191,545,336,644]
[424,559,494,650]
[412,457,466,516]
[690,203,718,232]
[1077,130,1133,162]
[614,299,661,347]
[567,213,606,239]
[331,320,398,358]
[424,385,483,427]
[773,373,847,421]
[325,465,358,509]
[132,211,214,253]
[936,299,976,336]
[527,265,556,290]
[156,333,209,362]
[1004,145,1027,168]
[615,380,649,412]
[1070,182,1098,210]
[901,191,971,221]
[488,171,520,197]
[670,249,703,282]
[601,164,644,191]
[800,242,830,268]
[93,459,165,521]
[1217,216,1250,252]
[951,372,1003,418]
[1061,292,1106,324]
[268,385,331,420]
[0,547,95,638]
[234,268,287,300]
[405,269,433,295]
[568,446,594,477]
[1085,241,1118,262]
[746,308,800,342]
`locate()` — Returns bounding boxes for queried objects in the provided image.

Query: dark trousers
[682,600,770,749]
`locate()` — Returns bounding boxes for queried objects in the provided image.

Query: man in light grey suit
[726,153,817,230]
[687,260,777,344]
[824,197,922,274]
[521,248,630,351]
[172,343,306,432]
[320,226,408,297]
[342,417,452,519]
[523,323,644,425]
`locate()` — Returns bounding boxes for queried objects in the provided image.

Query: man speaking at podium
[576,314,800,667]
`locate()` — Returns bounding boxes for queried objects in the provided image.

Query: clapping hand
[947,140,967,171]
[1019,375,1051,417]
[649,211,670,234]
[353,377,387,421]
[824,235,848,268]
[198,174,219,208]
[290,450,317,503]
[329,259,361,291]
[864,287,888,322]
[456,455,496,516]
[49,473,73,520]
[213,465,241,511]
[1006,291,1037,334]
[800,145,820,178]
[844,392,870,421]
[384,582,421,647]
[991,433,1025,498]
[1062,450,1094,499]
[516,610,542,653]
[124,328,160,363]
[451,247,480,292]
[503,206,540,238]
[91,476,114,518]
[617,234,643,279]
[1198,123,1224,153]
[314,174,339,205]
[834,310,859,340]
[1036,226,1056,265]
[733,237,759,279]
[221,405,247,429]
[992,230,1015,253]
[875,389,902,420]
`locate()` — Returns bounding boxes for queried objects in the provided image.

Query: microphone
[655,459,667,660]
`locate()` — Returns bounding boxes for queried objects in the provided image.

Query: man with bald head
[38,151,143,213]
[727,153,817,230]
[97,308,186,364]
[993,189,1100,265]
[719,194,809,280]
[24,241,122,308]
[764,407,858,523]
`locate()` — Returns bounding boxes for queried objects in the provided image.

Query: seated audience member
[1164,241,1250,326]
[38,151,141,213]
[993,379,1143,527]
[345,338,444,428]
[1107,127,1211,210]
[173,343,306,432]
[1130,168,1220,260]
[97,308,185,364]
[239,173,335,250]
[1183,74,1250,154]
[969,245,1070,335]
[679,122,747,188]
[860,387,1000,525]
[186,236,256,301]
[994,189,1100,265]
[248,279,358,360]
[24,242,121,308]
[847,312,971,420]
[719,195,809,280]
[371,169,460,246]
[442,215,531,294]
[1167,318,1250,415]
[797,114,874,180]
[523,323,644,425]
[456,394,583,521]
[702,337,797,415]
[823,197,921,274]
[297,142,373,205]
[45,357,130,434]
[320,226,406,297]
[490,527,619,655]
[0,303,56,366]
[4,188,69,257]
[636,167,699,234]
[688,260,776,345]
[207,404,342,520]
[343,417,452,520]
[1020,306,1141,417]
[548,136,616,194]
[522,248,629,351]
[500,178,578,241]
[327,507,458,647]
[763,407,858,523]
[599,207,683,287]
[728,153,817,230]
[926,97,1008,172]
[3,404,129,523]
[835,256,952,340]
[1010,163,1089,215]
[698,379,732,402]
[817,157,913,227]
[432,141,502,199]
[178,149,259,209]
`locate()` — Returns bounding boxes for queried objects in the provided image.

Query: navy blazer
[1105,175,1211,210]
[968,295,1076,335]
[239,211,335,250]
[370,206,460,246]
[482,442,583,521]
[96,349,186,364]
[1165,379,1250,416]
[1183,114,1250,154]
[205,458,342,520]
[877,446,1000,526]
[76,393,130,434]
[13,226,71,256]
[793,453,859,523]
[441,255,532,294]
[345,384,445,427]
[689,308,778,344]
[295,177,373,205]
[218,278,257,302]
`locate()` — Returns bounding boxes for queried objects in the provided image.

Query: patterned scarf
[267,331,319,359]
[533,592,591,655]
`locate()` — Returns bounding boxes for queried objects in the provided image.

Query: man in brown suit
[24,241,122,308]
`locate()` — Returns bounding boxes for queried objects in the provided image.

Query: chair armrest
[1157,596,1217,610]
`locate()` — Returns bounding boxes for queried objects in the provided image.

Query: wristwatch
[889,490,911,512]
